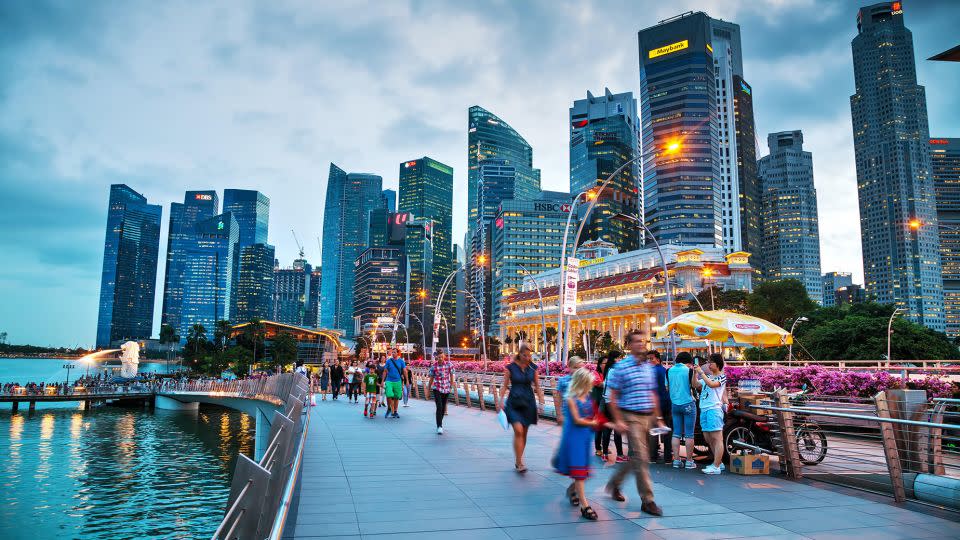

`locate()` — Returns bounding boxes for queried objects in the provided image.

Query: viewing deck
[281,398,960,539]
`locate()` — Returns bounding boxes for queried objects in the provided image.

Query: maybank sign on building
[649,39,688,59]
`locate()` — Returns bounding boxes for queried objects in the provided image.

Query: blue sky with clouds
[1,0,958,347]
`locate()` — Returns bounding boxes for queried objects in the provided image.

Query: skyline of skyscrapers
[932,137,960,338]
[851,2,944,331]
[758,130,823,302]
[96,184,162,347]
[569,88,640,253]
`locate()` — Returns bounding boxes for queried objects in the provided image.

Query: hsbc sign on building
[533,202,572,213]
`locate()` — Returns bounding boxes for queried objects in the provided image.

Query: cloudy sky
[1,0,958,347]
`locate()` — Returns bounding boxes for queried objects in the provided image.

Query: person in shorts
[694,353,727,474]
[383,349,406,418]
[363,364,380,418]
[667,352,697,469]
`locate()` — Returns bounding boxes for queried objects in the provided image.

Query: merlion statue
[119,341,141,378]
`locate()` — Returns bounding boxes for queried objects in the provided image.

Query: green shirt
[364,372,379,393]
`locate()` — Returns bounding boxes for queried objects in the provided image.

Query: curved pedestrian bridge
[283,398,960,540]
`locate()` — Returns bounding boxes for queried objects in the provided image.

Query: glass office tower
[96,184,162,347]
[932,138,960,338]
[321,163,384,335]
[400,157,454,332]
[273,258,312,327]
[179,213,238,339]
[161,190,218,335]
[223,189,269,246]
[638,12,722,247]
[758,131,823,302]
[569,88,640,252]
[233,242,276,323]
[851,2,943,330]
[353,247,404,336]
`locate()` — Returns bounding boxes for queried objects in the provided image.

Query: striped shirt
[429,362,455,393]
[605,355,655,413]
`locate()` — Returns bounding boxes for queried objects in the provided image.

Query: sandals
[581,506,598,520]
[566,485,580,506]
[515,463,528,473]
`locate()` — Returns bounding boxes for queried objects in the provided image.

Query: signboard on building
[562,257,580,315]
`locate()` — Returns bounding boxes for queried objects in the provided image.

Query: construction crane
[316,236,322,259]
[291,229,305,259]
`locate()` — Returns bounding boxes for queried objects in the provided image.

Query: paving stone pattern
[283,397,960,539]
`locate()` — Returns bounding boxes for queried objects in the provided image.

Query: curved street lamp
[459,288,488,370]
[517,263,549,374]
[788,316,809,366]
[887,307,904,367]
[556,143,682,365]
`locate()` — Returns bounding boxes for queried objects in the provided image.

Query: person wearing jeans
[401,363,412,407]
[427,353,455,434]
[667,352,697,469]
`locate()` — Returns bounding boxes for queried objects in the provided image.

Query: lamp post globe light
[555,142,681,365]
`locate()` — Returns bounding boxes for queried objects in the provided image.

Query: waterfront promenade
[282,399,960,540]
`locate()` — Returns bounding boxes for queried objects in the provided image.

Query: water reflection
[0,405,253,539]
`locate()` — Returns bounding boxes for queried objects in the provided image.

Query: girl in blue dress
[552,368,601,521]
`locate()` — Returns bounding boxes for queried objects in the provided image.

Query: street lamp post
[407,312,427,362]
[556,143,682,365]
[614,213,678,359]
[460,288,488,370]
[702,268,716,311]
[887,307,904,367]
[787,316,809,366]
[518,263,549,374]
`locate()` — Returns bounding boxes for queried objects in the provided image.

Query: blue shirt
[605,355,655,413]
[667,364,693,406]
[556,374,572,398]
[384,357,405,382]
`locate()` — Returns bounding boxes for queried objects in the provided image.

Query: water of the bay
[0,358,254,539]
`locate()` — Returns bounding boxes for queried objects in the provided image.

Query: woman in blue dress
[497,343,543,473]
[552,368,600,520]
[318,362,330,401]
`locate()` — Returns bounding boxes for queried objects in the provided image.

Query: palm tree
[186,324,207,368]
[545,326,558,361]
[244,319,266,369]
[159,324,179,372]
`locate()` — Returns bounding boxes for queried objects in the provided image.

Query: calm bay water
[0,358,254,539]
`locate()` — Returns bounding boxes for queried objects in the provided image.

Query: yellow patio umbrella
[658,310,793,347]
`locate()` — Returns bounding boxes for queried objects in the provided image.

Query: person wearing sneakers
[667,352,697,469]
[427,353,455,434]
[604,330,664,517]
[694,353,728,474]
[383,348,406,418]
[362,363,380,418]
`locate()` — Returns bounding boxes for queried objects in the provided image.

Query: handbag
[496,409,510,431]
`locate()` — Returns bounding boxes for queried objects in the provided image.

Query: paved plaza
[283,397,960,540]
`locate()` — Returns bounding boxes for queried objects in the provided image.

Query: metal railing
[727,358,960,372]
[0,382,155,398]
[211,373,310,540]
[160,376,299,407]
[406,368,561,420]
[745,389,960,512]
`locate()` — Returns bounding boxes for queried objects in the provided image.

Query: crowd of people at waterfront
[302,333,730,522]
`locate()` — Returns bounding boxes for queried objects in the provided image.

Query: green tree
[270,331,298,372]
[159,324,179,366]
[242,319,266,366]
[684,288,749,313]
[545,326,558,361]
[747,279,817,328]
[214,319,232,352]
[184,324,209,368]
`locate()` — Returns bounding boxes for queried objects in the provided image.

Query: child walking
[552,368,602,521]
[363,364,380,418]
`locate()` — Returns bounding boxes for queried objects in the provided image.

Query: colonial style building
[498,246,753,354]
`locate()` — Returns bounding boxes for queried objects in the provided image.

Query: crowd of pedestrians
[304,337,730,523]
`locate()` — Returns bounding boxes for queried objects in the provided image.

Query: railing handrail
[747,403,959,431]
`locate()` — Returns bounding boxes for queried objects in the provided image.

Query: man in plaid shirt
[427,353,455,434]
[604,330,666,517]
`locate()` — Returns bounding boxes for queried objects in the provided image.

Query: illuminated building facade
[569,88,640,252]
[490,193,571,334]
[161,190,218,336]
[500,246,753,353]
[732,75,761,268]
[233,242,275,323]
[223,189,271,324]
[851,2,943,330]
[96,184,162,347]
[638,12,721,247]
[822,271,854,307]
[273,258,312,327]
[180,213,238,339]
[758,131,823,302]
[932,138,960,337]
[321,164,384,335]
[353,247,404,337]
[307,268,321,328]
[400,157,453,332]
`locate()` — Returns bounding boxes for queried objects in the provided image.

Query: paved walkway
[283,397,960,540]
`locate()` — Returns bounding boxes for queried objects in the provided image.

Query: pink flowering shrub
[725,365,957,398]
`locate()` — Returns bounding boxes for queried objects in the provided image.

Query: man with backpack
[667,352,697,469]
[383,348,406,419]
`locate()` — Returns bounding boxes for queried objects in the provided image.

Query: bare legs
[671,436,695,463]
[512,422,529,470]
[704,431,724,467]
